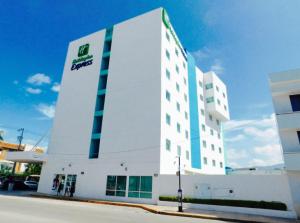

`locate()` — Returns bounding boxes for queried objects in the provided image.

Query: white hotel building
[37,8,230,202]
[269,69,300,215]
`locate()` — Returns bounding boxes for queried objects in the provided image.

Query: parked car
[24,175,40,190]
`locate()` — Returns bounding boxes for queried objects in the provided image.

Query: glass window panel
[128,192,139,198]
[129,176,140,192]
[106,176,116,190]
[116,191,126,197]
[140,192,152,199]
[140,176,152,192]
[116,176,126,191]
[106,190,115,196]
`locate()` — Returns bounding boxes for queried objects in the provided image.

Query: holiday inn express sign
[71,43,93,71]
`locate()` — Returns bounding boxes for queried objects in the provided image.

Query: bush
[159,196,287,211]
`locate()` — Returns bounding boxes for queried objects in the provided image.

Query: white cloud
[13,80,19,85]
[36,103,55,119]
[253,144,283,164]
[51,82,60,93]
[27,73,51,86]
[225,134,245,142]
[210,59,224,75]
[243,127,277,142]
[192,47,212,61]
[26,87,42,94]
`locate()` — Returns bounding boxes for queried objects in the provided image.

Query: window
[202,140,207,148]
[166,69,170,80]
[166,139,171,151]
[206,97,214,103]
[128,176,152,199]
[166,49,170,60]
[200,94,204,101]
[206,83,213,89]
[204,157,208,165]
[220,162,223,168]
[166,31,170,41]
[177,145,181,156]
[199,81,203,88]
[175,48,179,56]
[216,119,220,126]
[185,130,189,139]
[217,99,221,105]
[184,94,187,102]
[218,133,221,139]
[106,175,127,197]
[166,113,171,125]
[166,90,171,101]
[183,77,187,85]
[212,160,216,167]
[223,92,226,98]
[176,65,179,74]
[183,62,186,69]
[210,129,214,136]
[177,123,181,133]
[216,86,219,92]
[297,131,300,144]
[209,114,213,121]
[185,111,188,120]
[186,151,189,160]
[224,105,227,111]
[201,109,205,116]
[176,83,180,92]
[202,124,205,131]
[219,147,222,154]
[211,144,215,151]
[290,94,300,112]
[176,102,180,112]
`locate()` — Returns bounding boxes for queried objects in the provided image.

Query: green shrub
[159,196,287,211]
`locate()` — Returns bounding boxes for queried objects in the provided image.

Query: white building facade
[269,69,300,217]
[38,8,230,203]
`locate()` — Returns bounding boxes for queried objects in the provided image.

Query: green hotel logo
[71,43,93,71]
[78,44,90,57]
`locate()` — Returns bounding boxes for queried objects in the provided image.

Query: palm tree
[25,163,42,175]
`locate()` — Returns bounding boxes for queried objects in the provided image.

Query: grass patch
[159,196,287,211]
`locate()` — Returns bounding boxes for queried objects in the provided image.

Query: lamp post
[177,156,183,212]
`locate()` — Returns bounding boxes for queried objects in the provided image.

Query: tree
[24,163,42,175]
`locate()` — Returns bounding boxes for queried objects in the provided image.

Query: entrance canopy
[5,151,47,163]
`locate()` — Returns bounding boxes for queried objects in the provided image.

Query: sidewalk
[30,193,299,223]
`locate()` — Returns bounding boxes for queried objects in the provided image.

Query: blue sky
[1,1,300,168]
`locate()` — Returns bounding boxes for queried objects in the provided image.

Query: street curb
[29,194,294,223]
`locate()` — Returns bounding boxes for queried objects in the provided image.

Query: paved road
[0,194,230,223]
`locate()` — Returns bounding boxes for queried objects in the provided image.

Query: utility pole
[11,128,24,175]
[177,156,183,212]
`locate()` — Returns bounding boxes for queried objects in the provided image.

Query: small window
[175,48,179,56]
[166,69,170,80]
[183,77,187,85]
[210,129,214,136]
[209,114,213,121]
[166,113,171,125]
[186,151,189,160]
[218,133,221,139]
[206,97,214,103]
[177,123,181,133]
[220,162,223,168]
[202,140,207,148]
[177,145,181,156]
[219,147,222,153]
[216,86,219,92]
[216,119,220,125]
[106,175,127,197]
[183,62,186,69]
[200,94,204,101]
[217,99,221,105]
[166,31,170,41]
[128,176,152,199]
[175,65,179,74]
[184,111,188,120]
[184,93,187,102]
[204,157,208,165]
[223,92,226,98]
[205,83,213,89]
[185,130,189,139]
[201,109,205,116]
[166,139,171,151]
[202,124,205,131]
[212,160,216,167]
[199,81,203,88]
[290,94,300,112]
[166,49,170,60]
[211,144,215,151]
[166,90,171,101]
[297,131,300,144]
[176,83,180,92]
[176,102,180,112]
[224,105,227,111]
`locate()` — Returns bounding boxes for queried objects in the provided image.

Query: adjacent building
[269,69,300,216]
[37,8,230,203]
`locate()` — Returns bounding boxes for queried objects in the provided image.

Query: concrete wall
[158,174,294,211]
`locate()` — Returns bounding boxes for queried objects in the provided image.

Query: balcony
[284,152,300,171]
[276,111,300,130]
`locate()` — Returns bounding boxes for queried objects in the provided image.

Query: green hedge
[159,196,287,211]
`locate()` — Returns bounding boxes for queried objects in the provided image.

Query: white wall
[158,174,294,211]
